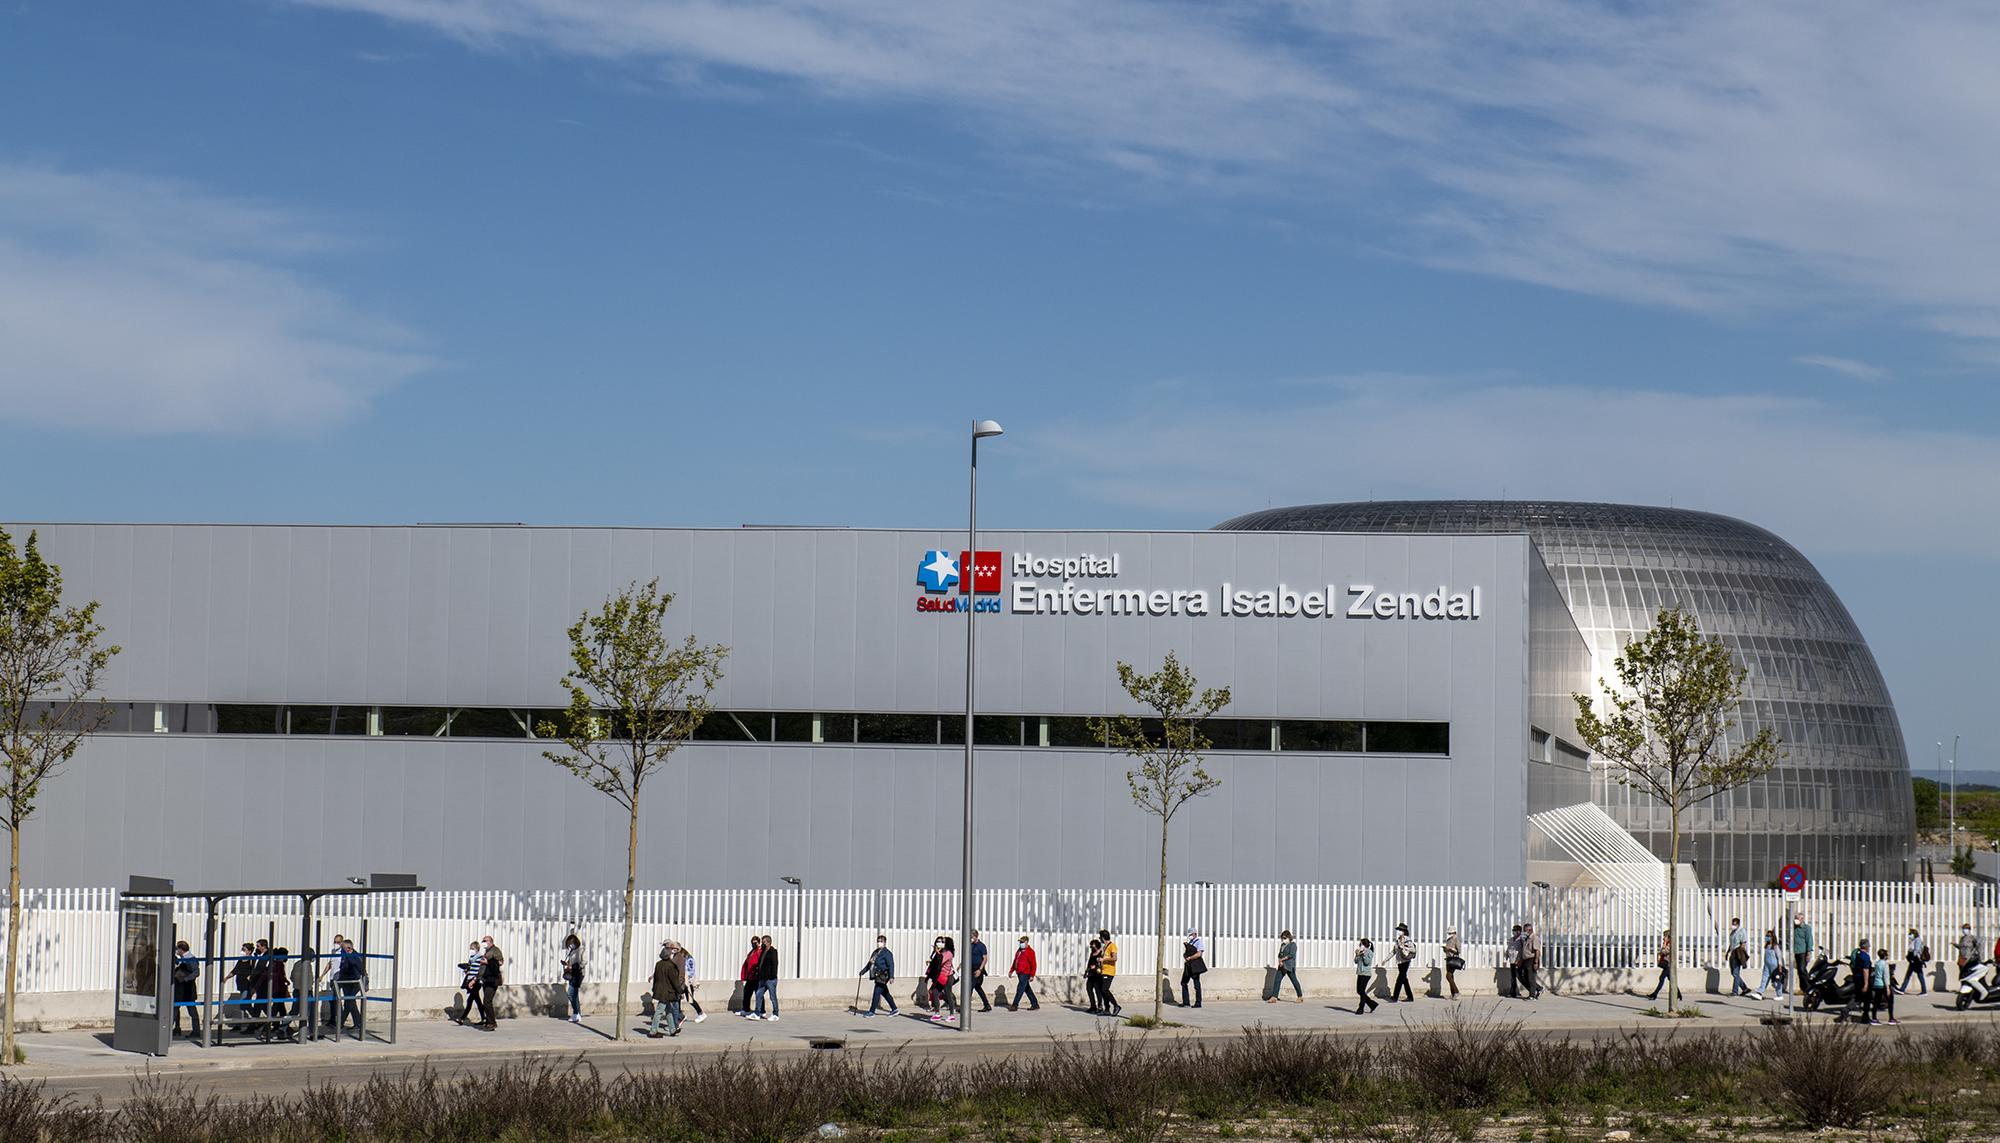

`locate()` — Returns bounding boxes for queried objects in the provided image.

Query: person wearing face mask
[860,934,899,1017]
[926,936,958,1023]
[454,939,485,1026]
[476,937,504,1031]
[752,934,781,1021]
[737,937,764,1018]
[1008,935,1040,1012]
[647,943,685,1038]
[666,940,706,1023]
[1180,929,1207,1008]
[1959,923,1982,987]
[171,941,201,1040]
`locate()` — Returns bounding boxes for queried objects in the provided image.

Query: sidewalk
[16,985,1975,1085]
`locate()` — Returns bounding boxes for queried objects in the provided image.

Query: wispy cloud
[1794,355,1890,383]
[1028,377,2000,560]
[290,0,2000,358]
[0,165,430,434]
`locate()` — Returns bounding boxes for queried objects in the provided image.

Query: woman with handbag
[1084,937,1105,1014]
[1442,927,1464,1000]
[1179,929,1207,1008]
[560,932,586,1023]
[927,936,958,1023]
[1644,930,1673,1002]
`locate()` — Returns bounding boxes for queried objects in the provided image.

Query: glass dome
[1217,500,1916,885]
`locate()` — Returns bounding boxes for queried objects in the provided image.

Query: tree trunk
[616,801,637,1042]
[1154,816,1168,1024]
[1667,808,1681,1012]
[4,820,18,1066]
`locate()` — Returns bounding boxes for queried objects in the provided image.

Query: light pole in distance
[780,876,802,979]
[961,419,1003,1029]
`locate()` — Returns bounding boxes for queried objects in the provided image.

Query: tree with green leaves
[536,580,727,1041]
[0,528,119,1065]
[1573,606,1780,1012]
[1090,650,1230,1023]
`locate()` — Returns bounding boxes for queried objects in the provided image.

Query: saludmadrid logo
[915,549,1481,621]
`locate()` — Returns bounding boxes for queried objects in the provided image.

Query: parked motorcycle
[1800,951,1864,1012]
[1957,960,2000,1010]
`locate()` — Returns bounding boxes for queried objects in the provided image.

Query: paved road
[17,989,1993,1108]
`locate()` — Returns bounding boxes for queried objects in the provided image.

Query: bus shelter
[114,873,423,1055]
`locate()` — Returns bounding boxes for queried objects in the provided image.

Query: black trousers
[477,981,497,1025]
[172,980,200,1034]
[971,970,990,1009]
[1392,962,1413,1001]
[1181,968,1203,1006]
[1356,974,1378,1012]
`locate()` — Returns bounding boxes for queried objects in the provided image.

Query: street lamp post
[1951,736,1960,862]
[961,419,1003,1030]
[781,876,802,979]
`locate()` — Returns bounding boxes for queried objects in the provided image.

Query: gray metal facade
[1217,500,1917,885]
[15,524,1561,890]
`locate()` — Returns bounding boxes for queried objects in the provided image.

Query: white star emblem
[924,551,959,587]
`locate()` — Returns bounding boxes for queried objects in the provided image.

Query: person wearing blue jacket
[1353,938,1379,1014]
[860,935,899,1017]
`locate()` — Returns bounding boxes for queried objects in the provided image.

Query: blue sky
[2,1,1995,773]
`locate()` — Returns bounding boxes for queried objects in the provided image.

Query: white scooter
[1956,960,2000,1009]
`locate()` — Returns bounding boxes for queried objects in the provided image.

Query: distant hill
[1917,771,2000,792]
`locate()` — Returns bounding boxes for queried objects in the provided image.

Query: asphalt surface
[15,987,1996,1108]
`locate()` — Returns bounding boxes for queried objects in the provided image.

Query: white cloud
[0,165,430,434]
[1029,378,2000,560]
[1793,355,1890,383]
[291,0,2000,355]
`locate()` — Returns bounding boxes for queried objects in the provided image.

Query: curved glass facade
[1217,500,1916,885]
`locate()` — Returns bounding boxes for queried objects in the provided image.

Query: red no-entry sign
[1779,863,1807,893]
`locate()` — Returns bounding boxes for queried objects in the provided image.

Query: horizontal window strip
[43,702,1449,756]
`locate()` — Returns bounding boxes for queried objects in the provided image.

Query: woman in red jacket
[1008,935,1040,1011]
[737,937,764,1018]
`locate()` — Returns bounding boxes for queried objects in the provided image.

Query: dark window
[444,709,530,739]
[379,707,451,737]
[856,714,938,744]
[1277,720,1364,752]
[215,705,284,734]
[943,716,1023,746]
[169,703,214,734]
[1364,722,1450,755]
[773,712,815,743]
[819,714,857,744]
[695,711,770,742]
[1044,717,1102,748]
[1203,719,1270,751]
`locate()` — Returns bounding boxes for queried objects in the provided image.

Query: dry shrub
[1034,1027,1185,1141]
[0,1075,101,1143]
[1211,1023,1370,1105]
[1390,1004,1517,1109]
[1511,1034,1589,1107]
[1759,1020,1893,1128]
[664,1050,847,1143]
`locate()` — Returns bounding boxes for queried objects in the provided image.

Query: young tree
[1573,606,1780,1011]
[537,580,726,1041]
[1091,650,1230,1023]
[0,528,119,1065]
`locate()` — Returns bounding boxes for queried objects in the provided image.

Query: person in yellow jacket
[1096,929,1122,1016]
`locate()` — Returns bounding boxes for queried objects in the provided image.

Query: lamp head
[781,875,802,886]
[973,420,1004,439]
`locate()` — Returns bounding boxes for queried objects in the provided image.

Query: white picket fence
[2,881,1994,996]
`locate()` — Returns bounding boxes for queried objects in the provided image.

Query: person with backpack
[560,932,586,1023]
[737,937,764,1018]
[1390,923,1416,1002]
[171,941,201,1040]
[1179,928,1207,1008]
[1009,935,1040,1011]
[859,934,899,1017]
[1727,917,1753,997]
[647,943,685,1038]
[1901,927,1930,994]
[1353,937,1379,1014]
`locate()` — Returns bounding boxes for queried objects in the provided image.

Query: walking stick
[848,974,862,1015]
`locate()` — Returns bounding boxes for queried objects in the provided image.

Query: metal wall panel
[14,525,1536,889]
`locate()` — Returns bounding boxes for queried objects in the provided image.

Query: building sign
[916,550,1482,621]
